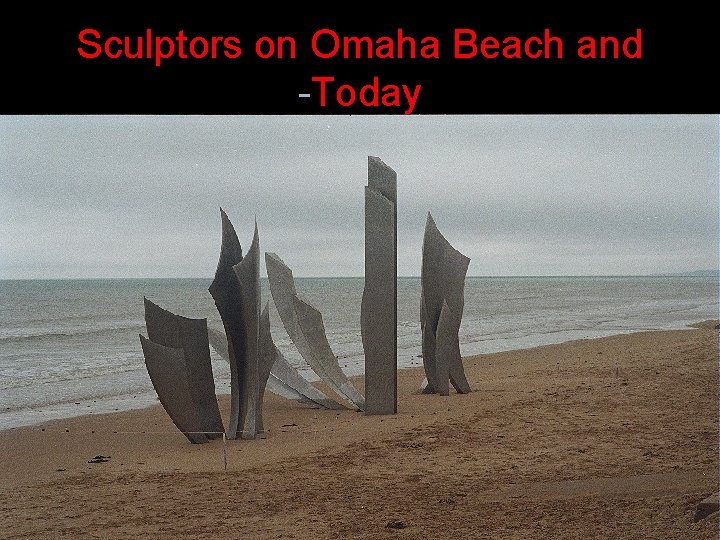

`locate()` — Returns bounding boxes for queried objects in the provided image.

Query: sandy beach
[0,322,717,539]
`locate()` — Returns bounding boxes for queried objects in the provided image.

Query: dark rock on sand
[694,493,719,521]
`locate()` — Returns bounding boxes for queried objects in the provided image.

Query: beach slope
[0,323,717,539]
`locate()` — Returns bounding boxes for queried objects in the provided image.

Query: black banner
[3,7,717,113]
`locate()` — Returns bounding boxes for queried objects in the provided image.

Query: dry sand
[0,322,717,539]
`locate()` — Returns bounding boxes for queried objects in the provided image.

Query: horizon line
[0,273,717,281]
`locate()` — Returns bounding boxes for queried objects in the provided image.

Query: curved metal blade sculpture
[208,327,344,410]
[207,210,268,439]
[206,209,245,437]
[138,297,225,443]
[139,335,210,444]
[256,303,278,433]
[143,298,224,438]
[420,212,472,395]
[139,208,352,443]
[229,221,261,439]
[265,251,365,410]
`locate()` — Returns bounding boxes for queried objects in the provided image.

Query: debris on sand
[694,493,719,521]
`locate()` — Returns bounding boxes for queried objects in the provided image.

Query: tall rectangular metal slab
[362,156,397,415]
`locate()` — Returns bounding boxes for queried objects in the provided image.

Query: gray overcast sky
[0,115,717,278]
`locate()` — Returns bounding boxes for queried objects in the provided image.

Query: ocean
[0,276,717,430]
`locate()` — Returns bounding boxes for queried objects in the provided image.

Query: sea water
[0,276,716,429]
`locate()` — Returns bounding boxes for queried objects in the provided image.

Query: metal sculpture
[207,209,246,438]
[143,298,224,438]
[208,326,342,409]
[265,251,364,410]
[138,335,210,444]
[420,212,472,395]
[361,156,398,414]
[228,221,262,439]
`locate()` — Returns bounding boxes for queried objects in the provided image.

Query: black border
[3,7,717,113]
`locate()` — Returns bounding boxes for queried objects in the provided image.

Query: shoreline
[0,322,717,537]
[1,321,714,432]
